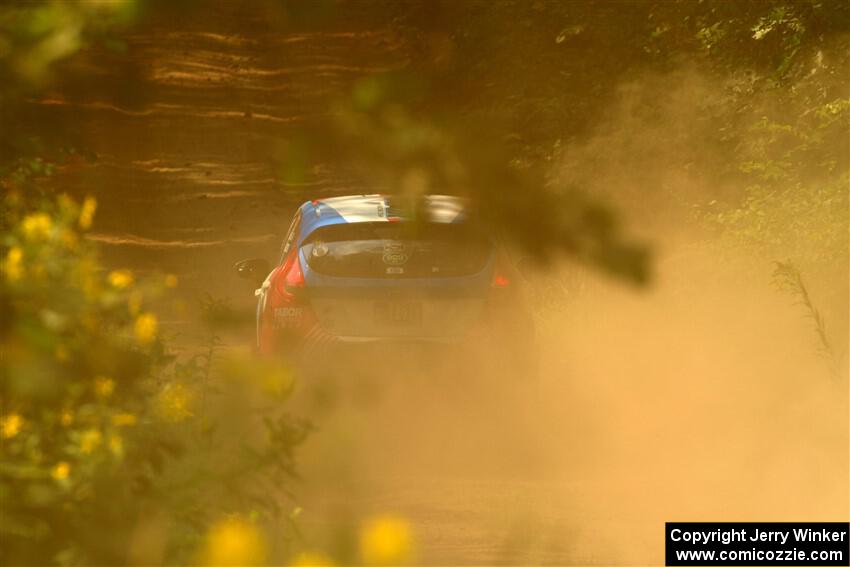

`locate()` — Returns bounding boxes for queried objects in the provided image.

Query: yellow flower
[108,434,124,457]
[111,412,137,427]
[164,274,178,288]
[134,312,158,345]
[155,383,194,422]
[94,376,115,398]
[60,410,74,427]
[3,247,23,281]
[79,428,102,454]
[51,462,71,481]
[79,196,97,230]
[359,515,414,566]
[199,518,268,567]
[108,270,134,289]
[1,414,23,439]
[289,552,335,567]
[21,213,53,240]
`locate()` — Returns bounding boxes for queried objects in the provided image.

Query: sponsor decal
[382,241,409,266]
[274,307,303,329]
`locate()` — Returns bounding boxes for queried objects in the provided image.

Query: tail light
[481,254,514,325]
[491,254,512,288]
[283,252,305,293]
[273,252,305,302]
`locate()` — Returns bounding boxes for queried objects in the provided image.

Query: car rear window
[301,222,492,278]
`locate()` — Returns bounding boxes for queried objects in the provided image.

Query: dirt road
[32,8,847,565]
[33,12,600,565]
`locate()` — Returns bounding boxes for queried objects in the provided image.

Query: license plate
[374,301,422,326]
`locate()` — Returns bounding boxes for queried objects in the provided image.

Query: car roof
[297,194,469,243]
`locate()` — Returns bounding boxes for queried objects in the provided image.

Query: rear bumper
[260,291,534,356]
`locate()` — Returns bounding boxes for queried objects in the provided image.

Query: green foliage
[299,71,653,284]
[702,80,848,267]
[0,1,138,91]
[0,199,309,566]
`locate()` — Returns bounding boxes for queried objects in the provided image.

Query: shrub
[0,196,309,566]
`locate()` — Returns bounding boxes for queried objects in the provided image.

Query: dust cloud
[288,69,848,566]
[287,244,847,565]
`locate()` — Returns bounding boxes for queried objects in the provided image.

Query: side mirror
[234,258,270,288]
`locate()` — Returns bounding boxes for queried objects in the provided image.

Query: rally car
[235,194,536,376]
